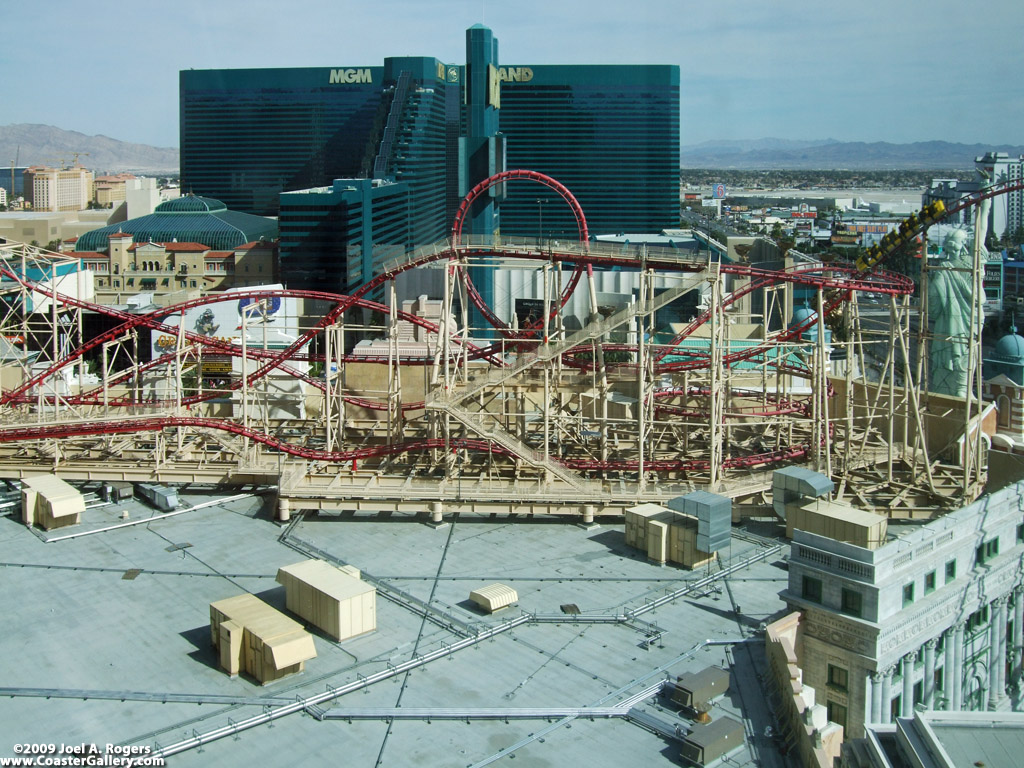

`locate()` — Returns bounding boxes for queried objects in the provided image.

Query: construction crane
[40,153,91,170]
[9,146,18,204]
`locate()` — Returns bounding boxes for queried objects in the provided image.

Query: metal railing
[375,234,711,285]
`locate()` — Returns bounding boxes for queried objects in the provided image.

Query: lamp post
[536,198,548,248]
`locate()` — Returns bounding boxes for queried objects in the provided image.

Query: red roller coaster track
[1,171,1019,476]
[451,169,589,246]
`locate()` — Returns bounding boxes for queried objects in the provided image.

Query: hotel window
[826,700,847,729]
[977,538,1000,565]
[924,571,936,595]
[998,395,1012,428]
[968,606,989,633]
[945,559,956,583]
[802,576,823,603]
[840,588,862,618]
[903,583,915,608]
[827,664,848,691]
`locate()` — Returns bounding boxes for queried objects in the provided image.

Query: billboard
[843,222,894,235]
[151,285,303,361]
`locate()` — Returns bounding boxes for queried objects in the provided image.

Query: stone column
[870,671,883,723]
[1014,588,1024,686]
[924,638,938,709]
[998,597,1009,698]
[880,666,895,724]
[952,622,966,710]
[943,626,956,710]
[902,651,917,717]
[990,597,1008,709]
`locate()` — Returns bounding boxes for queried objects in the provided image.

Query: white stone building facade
[783,483,1024,738]
[976,152,1024,240]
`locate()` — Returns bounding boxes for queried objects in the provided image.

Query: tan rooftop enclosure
[21,475,84,530]
[672,666,731,709]
[276,559,376,642]
[624,503,716,569]
[785,498,887,549]
[209,593,316,684]
[469,583,518,613]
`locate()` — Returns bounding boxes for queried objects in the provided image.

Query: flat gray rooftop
[925,711,1024,768]
[0,490,796,767]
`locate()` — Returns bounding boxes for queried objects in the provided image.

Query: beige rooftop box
[672,665,731,709]
[21,475,84,530]
[786,498,887,549]
[680,716,745,766]
[624,503,677,550]
[470,583,518,613]
[625,503,716,570]
[276,559,376,642]
[209,593,316,684]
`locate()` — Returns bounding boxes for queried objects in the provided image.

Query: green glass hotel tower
[180,26,679,294]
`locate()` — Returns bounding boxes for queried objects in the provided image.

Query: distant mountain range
[682,138,1024,170]
[3,124,1020,175]
[0,124,178,174]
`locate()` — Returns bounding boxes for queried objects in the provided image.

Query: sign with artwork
[151,285,302,361]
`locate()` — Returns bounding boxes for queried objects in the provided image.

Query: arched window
[998,394,1012,429]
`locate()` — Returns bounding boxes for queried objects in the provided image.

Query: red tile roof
[127,241,210,252]
[163,242,209,252]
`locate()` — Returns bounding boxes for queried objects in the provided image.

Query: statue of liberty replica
[927,184,991,397]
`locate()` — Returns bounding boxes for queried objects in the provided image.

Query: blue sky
[4,0,1022,148]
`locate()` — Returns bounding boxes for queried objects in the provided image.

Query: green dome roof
[75,195,277,253]
[994,332,1024,362]
[790,305,817,327]
[154,196,227,214]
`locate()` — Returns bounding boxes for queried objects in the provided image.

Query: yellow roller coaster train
[854,200,946,272]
